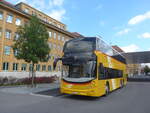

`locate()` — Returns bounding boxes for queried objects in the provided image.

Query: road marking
[30,93,54,98]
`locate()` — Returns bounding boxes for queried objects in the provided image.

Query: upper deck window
[64,38,96,53]
[96,38,114,56]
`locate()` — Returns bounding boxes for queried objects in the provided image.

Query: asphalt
[0,82,150,113]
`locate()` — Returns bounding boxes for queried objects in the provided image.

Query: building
[0,0,76,78]
[112,45,141,76]
[71,32,84,38]
[112,45,124,53]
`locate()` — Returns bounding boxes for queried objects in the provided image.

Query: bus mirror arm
[53,58,62,70]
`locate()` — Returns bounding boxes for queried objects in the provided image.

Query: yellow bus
[54,37,127,97]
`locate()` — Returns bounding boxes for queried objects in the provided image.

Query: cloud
[49,0,64,7]
[121,44,140,52]
[49,9,66,21]
[128,11,150,25]
[116,28,131,36]
[139,32,150,39]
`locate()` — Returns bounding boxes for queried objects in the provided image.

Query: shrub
[0,76,57,86]
[21,76,57,84]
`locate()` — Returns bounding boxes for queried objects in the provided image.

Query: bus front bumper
[61,87,97,96]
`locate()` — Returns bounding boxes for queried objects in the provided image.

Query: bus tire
[105,83,110,96]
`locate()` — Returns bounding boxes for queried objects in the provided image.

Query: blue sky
[8,0,150,52]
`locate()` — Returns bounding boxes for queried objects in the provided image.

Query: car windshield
[63,38,95,53]
[62,61,96,82]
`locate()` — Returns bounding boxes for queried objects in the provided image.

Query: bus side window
[98,63,105,79]
[118,70,123,77]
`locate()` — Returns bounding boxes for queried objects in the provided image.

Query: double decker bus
[54,37,127,97]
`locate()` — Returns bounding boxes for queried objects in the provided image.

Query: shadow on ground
[35,88,63,97]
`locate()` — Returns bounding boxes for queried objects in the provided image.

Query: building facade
[0,1,75,78]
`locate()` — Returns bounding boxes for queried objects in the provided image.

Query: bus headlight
[91,81,97,87]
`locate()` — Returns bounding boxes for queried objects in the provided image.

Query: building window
[5,30,11,39]
[48,65,52,71]
[13,63,18,71]
[0,28,2,38]
[36,64,40,71]
[49,43,52,48]
[43,17,47,22]
[65,39,69,42]
[29,64,33,71]
[14,50,18,56]
[15,18,21,26]
[42,65,46,71]
[58,35,61,40]
[32,11,37,16]
[21,64,27,71]
[39,14,42,19]
[58,45,61,50]
[4,46,11,55]
[54,32,56,39]
[49,31,52,38]
[62,37,64,41]
[0,11,3,20]
[14,32,19,40]
[49,21,52,24]
[53,44,56,49]
[6,14,13,23]
[3,62,9,71]
[63,26,65,30]
[24,8,29,13]
[57,45,59,50]
[57,24,61,28]
[48,54,51,59]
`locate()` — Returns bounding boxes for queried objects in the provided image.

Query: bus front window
[62,61,96,82]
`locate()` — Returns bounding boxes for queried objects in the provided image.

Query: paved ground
[0,82,59,94]
[0,82,150,113]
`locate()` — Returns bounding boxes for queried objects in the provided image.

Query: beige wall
[0,5,73,73]
[126,64,141,76]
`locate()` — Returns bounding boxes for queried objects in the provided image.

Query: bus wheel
[105,83,110,96]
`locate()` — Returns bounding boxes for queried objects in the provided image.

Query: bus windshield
[62,61,96,82]
[63,38,96,53]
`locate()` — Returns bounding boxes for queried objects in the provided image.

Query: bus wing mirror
[53,58,62,70]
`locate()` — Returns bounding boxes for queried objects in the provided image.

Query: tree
[13,16,50,87]
[143,65,150,75]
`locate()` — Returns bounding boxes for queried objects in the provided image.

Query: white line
[30,93,54,98]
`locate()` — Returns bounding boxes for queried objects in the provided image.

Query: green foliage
[143,65,150,75]
[13,16,50,64]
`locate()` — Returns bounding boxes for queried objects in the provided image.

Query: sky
[8,0,150,52]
